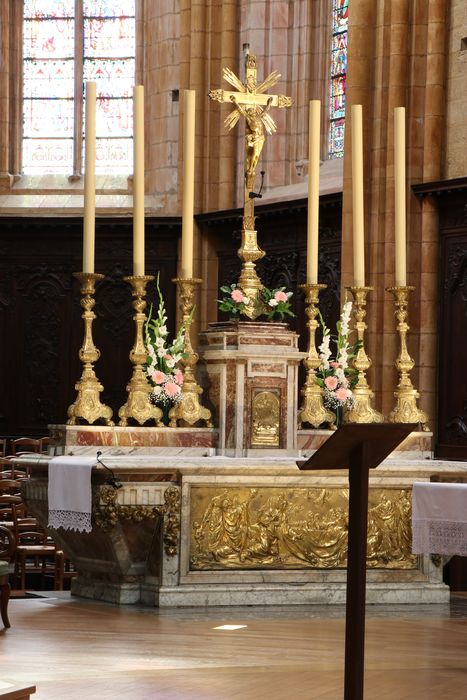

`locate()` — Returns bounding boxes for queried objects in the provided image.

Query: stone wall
[445,0,467,178]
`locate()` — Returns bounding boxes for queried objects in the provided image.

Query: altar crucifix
[209,51,292,319]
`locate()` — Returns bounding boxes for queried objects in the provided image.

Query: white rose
[268,299,279,307]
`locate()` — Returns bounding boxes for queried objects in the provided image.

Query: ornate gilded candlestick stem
[297,283,335,428]
[118,275,163,426]
[67,272,114,425]
[344,286,384,424]
[236,197,267,319]
[168,278,212,427]
[387,286,429,430]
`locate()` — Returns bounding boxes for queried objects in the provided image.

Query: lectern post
[298,423,416,700]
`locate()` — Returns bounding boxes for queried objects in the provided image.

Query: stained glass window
[329,0,348,159]
[23,0,135,175]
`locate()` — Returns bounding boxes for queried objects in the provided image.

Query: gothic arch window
[329,0,348,159]
[22,0,136,176]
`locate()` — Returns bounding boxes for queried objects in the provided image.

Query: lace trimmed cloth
[48,456,96,533]
[412,481,467,556]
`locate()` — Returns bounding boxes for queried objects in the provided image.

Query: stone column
[0,0,13,190]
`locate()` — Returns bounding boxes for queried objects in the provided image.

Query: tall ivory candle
[133,85,145,276]
[394,107,407,286]
[307,100,320,284]
[181,89,195,279]
[351,104,365,287]
[83,82,96,274]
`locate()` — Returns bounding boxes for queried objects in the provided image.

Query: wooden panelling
[0,217,180,438]
[436,186,467,461]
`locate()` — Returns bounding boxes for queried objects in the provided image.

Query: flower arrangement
[144,275,187,407]
[261,286,294,321]
[218,283,294,321]
[316,301,359,419]
[218,284,250,316]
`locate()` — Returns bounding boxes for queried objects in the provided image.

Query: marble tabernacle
[19,431,467,607]
[197,320,303,456]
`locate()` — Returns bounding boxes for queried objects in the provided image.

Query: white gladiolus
[318,333,331,369]
[337,345,349,370]
[340,301,352,337]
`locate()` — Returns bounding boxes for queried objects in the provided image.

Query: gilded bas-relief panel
[250,390,280,447]
[190,487,416,570]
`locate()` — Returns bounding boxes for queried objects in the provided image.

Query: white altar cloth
[412,481,467,556]
[48,456,96,533]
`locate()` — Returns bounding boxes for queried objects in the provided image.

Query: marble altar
[19,433,466,608]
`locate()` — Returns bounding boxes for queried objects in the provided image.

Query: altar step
[155,581,449,607]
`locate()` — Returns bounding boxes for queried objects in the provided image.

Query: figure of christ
[230,94,273,192]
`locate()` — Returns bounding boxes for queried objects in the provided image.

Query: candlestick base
[168,278,213,428]
[344,286,384,425]
[67,273,114,426]
[118,275,164,427]
[297,283,336,428]
[387,286,429,431]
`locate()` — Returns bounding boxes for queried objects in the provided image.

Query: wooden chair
[0,524,15,628]
[0,493,24,524]
[54,550,77,591]
[8,439,41,478]
[0,439,6,457]
[0,479,22,496]
[14,530,57,591]
[0,456,28,480]
[10,438,41,456]
[38,437,51,455]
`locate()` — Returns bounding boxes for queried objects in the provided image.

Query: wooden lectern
[298,423,416,700]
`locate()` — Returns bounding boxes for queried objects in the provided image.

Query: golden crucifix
[209,52,292,319]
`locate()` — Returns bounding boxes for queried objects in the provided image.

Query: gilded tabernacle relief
[250,390,280,447]
[190,487,416,570]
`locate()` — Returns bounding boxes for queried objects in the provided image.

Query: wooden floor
[1,593,466,700]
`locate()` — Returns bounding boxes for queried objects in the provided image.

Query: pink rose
[164,381,181,398]
[174,369,184,385]
[274,290,288,302]
[330,362,340,368]
[152,370,167,385]
[231,289,245,303]
[164,353,172,360]
[335,387,350,403]
[324,375,338,390]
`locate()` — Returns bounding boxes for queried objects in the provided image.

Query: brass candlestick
[118,275,163,427]
[297,283,335,429]
[344,286,384,424]
[168,278,213,427]
[387,286,429,431]
[67,272,114,426]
